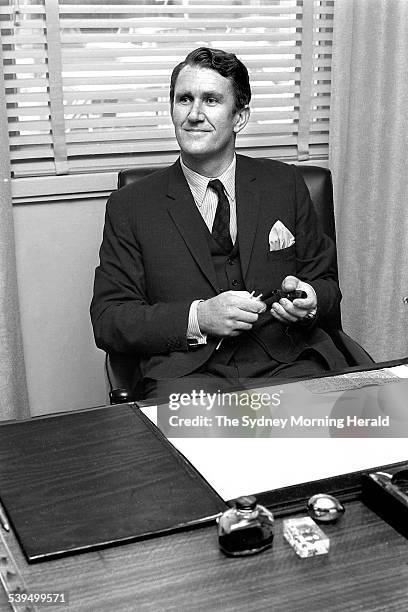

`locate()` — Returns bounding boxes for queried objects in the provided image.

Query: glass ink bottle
[217,495,274,557]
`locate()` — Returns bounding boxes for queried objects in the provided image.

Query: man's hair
[169,47,251,111]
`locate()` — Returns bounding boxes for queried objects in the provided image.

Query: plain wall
[13,196,108,416]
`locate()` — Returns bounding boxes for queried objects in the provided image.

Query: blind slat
[55,18,307,29]
[60,45,303,58]
[2,4,332,16]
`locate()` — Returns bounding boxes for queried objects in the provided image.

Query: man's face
[171,65,249,173]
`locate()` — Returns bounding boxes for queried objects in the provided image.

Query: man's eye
[206,97,218,105]
[178,96,191,104]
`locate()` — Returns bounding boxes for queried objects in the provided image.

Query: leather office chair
[107,164,373,404]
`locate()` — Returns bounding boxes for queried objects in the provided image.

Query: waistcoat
[208,236,245,294]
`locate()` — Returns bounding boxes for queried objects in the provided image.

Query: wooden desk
[1,360,408,611]
[0,499,408,611]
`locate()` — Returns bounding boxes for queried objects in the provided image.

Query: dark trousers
[143,333,348,400]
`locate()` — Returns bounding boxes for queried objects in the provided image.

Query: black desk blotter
[0,404,226,562]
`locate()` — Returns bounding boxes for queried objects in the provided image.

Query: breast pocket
[254,243,296,291]
[267,243,296,262]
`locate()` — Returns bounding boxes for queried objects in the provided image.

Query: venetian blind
[1,0,334,178]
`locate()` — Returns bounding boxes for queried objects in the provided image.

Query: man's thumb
[282,275,298,291]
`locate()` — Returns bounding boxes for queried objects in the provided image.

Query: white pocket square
[269,221,295,251]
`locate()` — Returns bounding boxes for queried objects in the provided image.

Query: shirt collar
[180,156,236,207]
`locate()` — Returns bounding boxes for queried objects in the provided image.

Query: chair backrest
[294,165,337,247]
[109,164,342,398]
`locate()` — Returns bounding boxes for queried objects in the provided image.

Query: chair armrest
[330,329,374,367]
[105,353,143,404]
[109,387,139,405]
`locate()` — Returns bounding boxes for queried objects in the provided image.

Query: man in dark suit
[91,47,347,399]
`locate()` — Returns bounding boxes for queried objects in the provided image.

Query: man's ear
[233,106,250,134]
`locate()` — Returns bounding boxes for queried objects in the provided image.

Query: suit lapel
[235,155,261,280]
[166,160,219,292]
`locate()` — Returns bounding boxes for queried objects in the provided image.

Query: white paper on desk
[141,415,408,502]
[385,365,408,378]
[164,438,408,501]
[141,367,408,502]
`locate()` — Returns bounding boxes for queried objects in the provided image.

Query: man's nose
[187,99,204,122]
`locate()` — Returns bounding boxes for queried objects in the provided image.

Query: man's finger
[232,309,259,324]
[237,299,266,314]
[292,297,313,309]
[282,297,313,313]
[271,302,298,323]
[233,321,255,332]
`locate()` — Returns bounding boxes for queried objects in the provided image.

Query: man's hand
[270,276,317,324]
[197,290,266,337]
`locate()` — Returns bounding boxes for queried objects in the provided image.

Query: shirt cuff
[187,300,207,344]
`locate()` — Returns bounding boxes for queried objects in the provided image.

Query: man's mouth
[184,129,211,133]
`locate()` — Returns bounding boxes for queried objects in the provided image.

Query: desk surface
[0,499,408,611]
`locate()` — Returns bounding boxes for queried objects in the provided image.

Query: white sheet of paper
[164,438,408,501]
[386,364,408,378]
[141,366,408,501]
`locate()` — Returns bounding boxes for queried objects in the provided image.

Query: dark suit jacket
[91,155,342,380]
